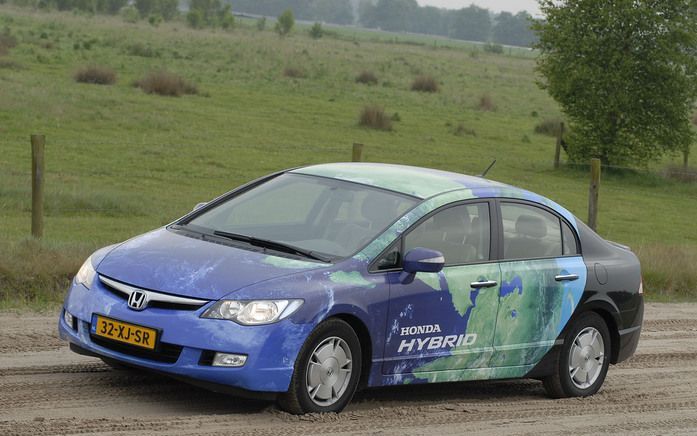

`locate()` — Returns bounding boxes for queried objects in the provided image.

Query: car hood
[96,228,329,300]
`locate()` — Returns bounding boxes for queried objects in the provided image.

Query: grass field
[1,6,696,307]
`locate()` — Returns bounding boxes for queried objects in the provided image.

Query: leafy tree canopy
[535,0,697,165]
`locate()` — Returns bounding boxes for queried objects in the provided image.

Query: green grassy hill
[1,6,695,307]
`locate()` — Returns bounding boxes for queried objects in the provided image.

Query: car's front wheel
[543,311,611,398]
[278,318,361,414]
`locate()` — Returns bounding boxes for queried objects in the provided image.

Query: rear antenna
[479,159,496,178]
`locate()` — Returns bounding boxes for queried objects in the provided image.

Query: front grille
[99,276,207,311]
[90,334,183,364]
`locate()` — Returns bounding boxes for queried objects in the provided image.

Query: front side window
[185,174,417,259]
[404,203,491,266]
[500,202,565,260]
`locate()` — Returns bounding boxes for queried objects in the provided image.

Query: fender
[568,291,622,363]
[527,290,622,378]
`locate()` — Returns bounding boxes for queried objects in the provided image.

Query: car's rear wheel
[278,318,361,414]
[543,311,610,398]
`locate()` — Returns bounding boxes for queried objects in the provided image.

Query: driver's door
[380,201,501,377]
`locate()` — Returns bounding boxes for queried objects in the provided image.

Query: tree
[309,22,323,39]
[535,0,697,166]
[157,0,179,21]
[219,4,235,30]
[134,0,155,17]
[98,0,127,15]
[449,5,491,43]
[275,9,295,36]
[186,9,203,28]
[493,12,536,47]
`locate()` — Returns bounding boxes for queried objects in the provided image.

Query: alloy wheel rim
[568,326,605,390]
[306,336,353,407]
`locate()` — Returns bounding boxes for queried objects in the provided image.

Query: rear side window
[562,220,579,255]
[500,203,563,260]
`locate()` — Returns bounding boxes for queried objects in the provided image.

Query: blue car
[59,163,643,414]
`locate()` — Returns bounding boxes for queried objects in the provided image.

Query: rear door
[379,201,502,376]
[490,200,586,367]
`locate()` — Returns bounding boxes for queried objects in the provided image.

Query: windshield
[185,173,418,259]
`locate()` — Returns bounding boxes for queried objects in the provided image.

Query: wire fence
[2,137,696,238]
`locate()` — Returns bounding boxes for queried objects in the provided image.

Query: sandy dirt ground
[1,303,696,435]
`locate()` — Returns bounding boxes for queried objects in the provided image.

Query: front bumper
[58,278,313,393]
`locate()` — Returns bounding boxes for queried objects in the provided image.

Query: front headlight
[75,256,96,289]
[201,299,303,325]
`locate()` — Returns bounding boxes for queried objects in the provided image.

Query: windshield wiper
[212,231,331,263]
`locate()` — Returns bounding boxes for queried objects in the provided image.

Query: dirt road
[1,303,696,435]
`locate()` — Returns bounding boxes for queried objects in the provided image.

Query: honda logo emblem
[127,290,148,311]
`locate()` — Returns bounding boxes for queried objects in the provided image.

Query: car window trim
[495,198,582,262]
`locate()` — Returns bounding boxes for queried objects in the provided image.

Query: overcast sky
[417,0,541,15]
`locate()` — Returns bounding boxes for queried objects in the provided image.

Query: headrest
[515,214,547,239]
[433,208,470,233]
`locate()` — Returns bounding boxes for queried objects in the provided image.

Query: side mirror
[399,248,445,284]
[193,202,207,212]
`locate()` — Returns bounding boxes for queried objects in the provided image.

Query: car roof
[291,162,516,199]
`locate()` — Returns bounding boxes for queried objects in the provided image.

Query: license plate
[93,315,157,350]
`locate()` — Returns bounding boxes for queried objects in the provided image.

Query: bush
[187,10,203,29]
[358,104,392,131]
[134,70,198,96]
[73,65,117,85]
[148,14,162,27]
[0,30,18,56]
[483,43,504,54]
[477,94,496,111]
[283,66,305,78]
[692,112,697,126]
[411,74,439,93]
[534,118,565,136]
[275,9,294,36]
[309,22,323,39]
[453,123,476,137]
[256,17,266,31]
[120,5,139,23]
[355,70,378,85]
[126,42,160,58]
[220,10,235,30]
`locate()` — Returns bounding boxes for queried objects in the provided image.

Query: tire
[278,318,362,414]
[543,311,611,398]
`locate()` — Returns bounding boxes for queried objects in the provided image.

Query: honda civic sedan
[59,163,644,414]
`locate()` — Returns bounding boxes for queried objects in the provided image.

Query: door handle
[470,280,498,289]
[555,274,579,282]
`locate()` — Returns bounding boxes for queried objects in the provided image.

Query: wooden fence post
[588,158,601,231]
[684,149,689,169]
[352,143,364,162]
[31,134,45,239]
[554,122,564,169]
